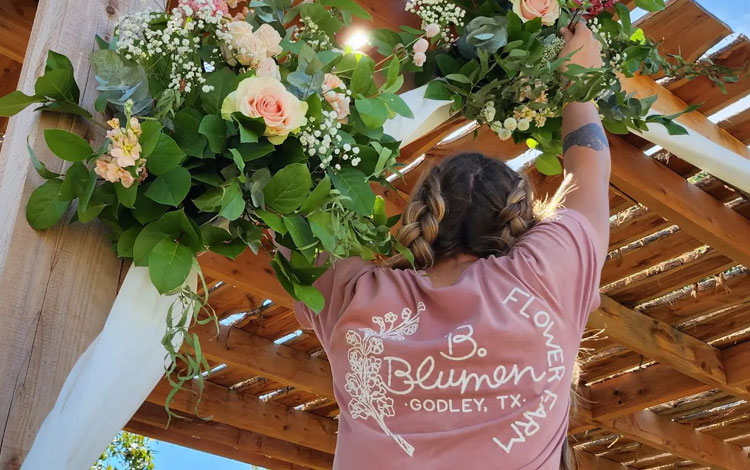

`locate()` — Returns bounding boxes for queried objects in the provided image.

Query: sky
[129,1,748,469]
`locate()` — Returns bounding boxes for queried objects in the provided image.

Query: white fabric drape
[383,84,453,148]
[22,266,196,470]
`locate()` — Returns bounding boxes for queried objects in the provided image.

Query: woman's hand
[558,21,603,73]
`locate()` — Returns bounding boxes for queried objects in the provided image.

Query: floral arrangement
[397,0,737,174]
[0,0,425,409]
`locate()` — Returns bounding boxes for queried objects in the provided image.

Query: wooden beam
[573,449,638,470]
[608,133,750,268]
[129,402,334,470]
[147,379,338,453]
[719,108,750,144]
[199,249,293,308]
[636,0,732,62]
[0,0,36,63]
[601,409,750,470]
[0,1,137,467]
[588,295,749,398]
[667,36,750,116]
[192,323,335,398]
[619,75,750,159]
[722,340,750,389]
[125,421,316,470]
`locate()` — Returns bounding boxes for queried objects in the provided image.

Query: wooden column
[0,0,144,467]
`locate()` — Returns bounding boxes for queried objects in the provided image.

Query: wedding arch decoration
[0,0,733,413]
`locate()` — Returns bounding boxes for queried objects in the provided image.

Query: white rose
[518,118,531,131]
[504,117,518,131]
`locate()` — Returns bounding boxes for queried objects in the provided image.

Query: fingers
[559,26,574,42]
[574,21,593,37]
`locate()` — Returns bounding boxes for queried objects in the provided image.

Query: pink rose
[511,0,560,26]
[254,24,282,58]
[222,76,308,144]
[413,51,427,67]
[179,0,229,16]
[256,57,281,79]
[424,23,440,38]
[413,38,429,53]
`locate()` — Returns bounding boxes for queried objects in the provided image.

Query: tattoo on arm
[563,123,609,155]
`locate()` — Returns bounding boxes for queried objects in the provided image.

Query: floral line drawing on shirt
[344,302,425,457]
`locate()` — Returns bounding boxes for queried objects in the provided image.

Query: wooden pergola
[1,0,750,469]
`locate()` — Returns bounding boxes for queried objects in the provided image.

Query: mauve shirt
[293,209,603,469]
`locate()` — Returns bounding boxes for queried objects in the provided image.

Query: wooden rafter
[146,379,338,453]
[193,323,335,398]
[129,402,334,470]
[588,296,749,399]
[125,421,314,470]
[600,409,750,470]
[608,133,750,268]
[0,0,36,63]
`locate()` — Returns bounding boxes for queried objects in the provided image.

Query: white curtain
[22,267,196,470]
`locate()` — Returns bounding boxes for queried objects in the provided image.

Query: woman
[291,21,609,470]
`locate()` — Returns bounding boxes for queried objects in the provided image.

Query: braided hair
[388,152,540,270]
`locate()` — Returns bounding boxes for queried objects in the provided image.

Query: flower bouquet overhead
[388,0,737,174]
[0,0,431,407]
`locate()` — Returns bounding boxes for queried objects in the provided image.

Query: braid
[494,178,536,253]
[390,167,446,270]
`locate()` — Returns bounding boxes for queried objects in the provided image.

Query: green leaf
[133,221,169,266]
[147,133,185,175]
[117,227,141,258]
[145,167,192,206]
[249,168,271,209]
[293,282,325,313]
[158,209,202,251]
[115,183,138,208]
[283,213,316,249]
[350,56,375,96]
[0,91,44,117]
[355,98,389,129]
[135,122,161,159]
[133,189,168,224]
[27,137,59,179]
[35,68,76,102]
[444,73,472,84]
[256,208,287,234]
[264,163,312,213]
[198,114,227,155]
[202,68,237,114]
[220,179,245,221]
[373,195,387,226]
[234,141,275,161]
[424,80,453,101]
[380,93,414,118]
[535,154,563,176]
[635,0,665,11]
[229,148,245,175]
[173,109,207,157]
[614,2,632,33]
[44,129,93,161]
[329,167,375,216]
[320,0,371,19]
[308,210,335,252]
[148,238,194,293]
[393,239,414,268]
[36,101,93,119]
[300,175,331,214]
[25,179,70,229]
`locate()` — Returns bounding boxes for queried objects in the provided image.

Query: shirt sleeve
[293,256,376,334]
[503,209,604,332]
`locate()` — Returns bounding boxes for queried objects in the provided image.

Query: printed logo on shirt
[343,286,567,457]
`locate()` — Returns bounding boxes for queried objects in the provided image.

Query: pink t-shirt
[294,209,603,469]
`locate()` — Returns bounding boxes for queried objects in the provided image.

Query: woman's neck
[424,253,481,288]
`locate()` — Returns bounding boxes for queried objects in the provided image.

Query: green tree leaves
[329,167,375,216]
[43,129,94,161]
[145,167,192,206]
[26,179,70,229]
[264,163,312,213]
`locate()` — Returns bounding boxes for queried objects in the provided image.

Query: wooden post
[0,0,144,467]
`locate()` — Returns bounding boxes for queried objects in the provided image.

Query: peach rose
[322,74,350,121]
[179,0,229,16]
[256,57,281,79]
[224,21,265,67]
[511,0,560,26]
[254,24,282,58]
[222,76,308,144]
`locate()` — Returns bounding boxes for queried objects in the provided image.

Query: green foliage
[92,432,154,470]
